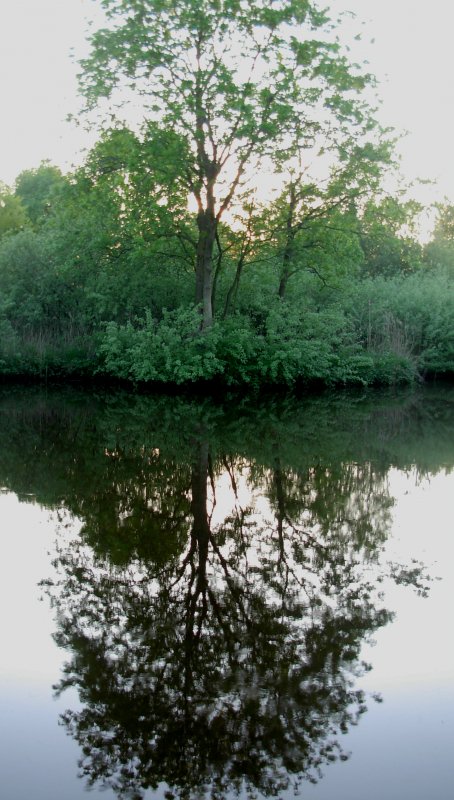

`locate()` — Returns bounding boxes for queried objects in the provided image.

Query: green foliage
[359,197,424,277]
[78,0,386,326]
[97,297,421,388]
[345,270,454,376]
[256,303,354,385]
[424,202,454,273]
[211,314,263,385]
[0,223,96,376]
[1,183,453,387]
[0,308,20,372]
[14,163,67,227]
[430,202,454,240]
[0,229,54,330]
[0,184,28,238]
[100,307,222,383]
[0,5,452,388]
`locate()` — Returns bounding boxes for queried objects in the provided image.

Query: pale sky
[1,0,453,212]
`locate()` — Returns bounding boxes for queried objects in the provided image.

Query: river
[0,384,453,800]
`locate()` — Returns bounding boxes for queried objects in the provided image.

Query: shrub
[99,306,222,383]
[344,270,454,377]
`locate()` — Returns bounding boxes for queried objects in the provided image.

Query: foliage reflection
[0,386,444,799]
[49,453,396,796]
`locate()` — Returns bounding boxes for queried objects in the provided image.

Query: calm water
[0,385,453,800]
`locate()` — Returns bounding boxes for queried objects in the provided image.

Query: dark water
[0,385,453,800]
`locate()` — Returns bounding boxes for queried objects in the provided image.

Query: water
[0,385,453,800]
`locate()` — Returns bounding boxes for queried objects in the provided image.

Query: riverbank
[1,272,453,389]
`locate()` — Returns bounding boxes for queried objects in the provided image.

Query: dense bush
[95,296,426,387]
[345,271,454,377]
[99,307,222,383]
[1,158,453,390]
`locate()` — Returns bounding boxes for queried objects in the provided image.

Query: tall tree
[359,196,424,277]
[14,163,67,227]
[79,0,380,327]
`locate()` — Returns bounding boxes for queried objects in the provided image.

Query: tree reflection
[0,386,441,797]
[46,438,398,800]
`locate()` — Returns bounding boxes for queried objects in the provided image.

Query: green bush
[344,270,454,377]
[99,306,222,383]
[255,303,364,385]
[99,303,367,387]
[212,315,263,386]
[2,252,453,387]
[0,313,20,373]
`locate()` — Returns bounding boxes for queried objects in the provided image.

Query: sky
[1,0,454,214]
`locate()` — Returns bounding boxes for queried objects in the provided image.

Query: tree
[0,183,28,238]
[14,163,67,227]
[424,202,454,273]
[79,0,381,327]
[358,196,424,277]
[430,202,454,241]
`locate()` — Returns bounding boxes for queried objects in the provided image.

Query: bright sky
[1,0,453,212]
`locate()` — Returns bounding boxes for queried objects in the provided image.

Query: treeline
[0,150,453,388]
[2,0,454,389]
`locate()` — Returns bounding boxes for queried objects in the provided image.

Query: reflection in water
[0,386,447,799]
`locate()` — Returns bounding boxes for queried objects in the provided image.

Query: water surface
[0,385,453,799]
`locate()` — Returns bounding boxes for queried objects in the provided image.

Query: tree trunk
[278,269,290,299]
[223,254,245,318]
[182,440,211,700]
[195,210,217,329]
[190,440,210,585]
[278,183,297,300]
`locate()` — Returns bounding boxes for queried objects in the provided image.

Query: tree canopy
[79,0,387,326]
[0,183,28,238]
[14,163,66,227]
